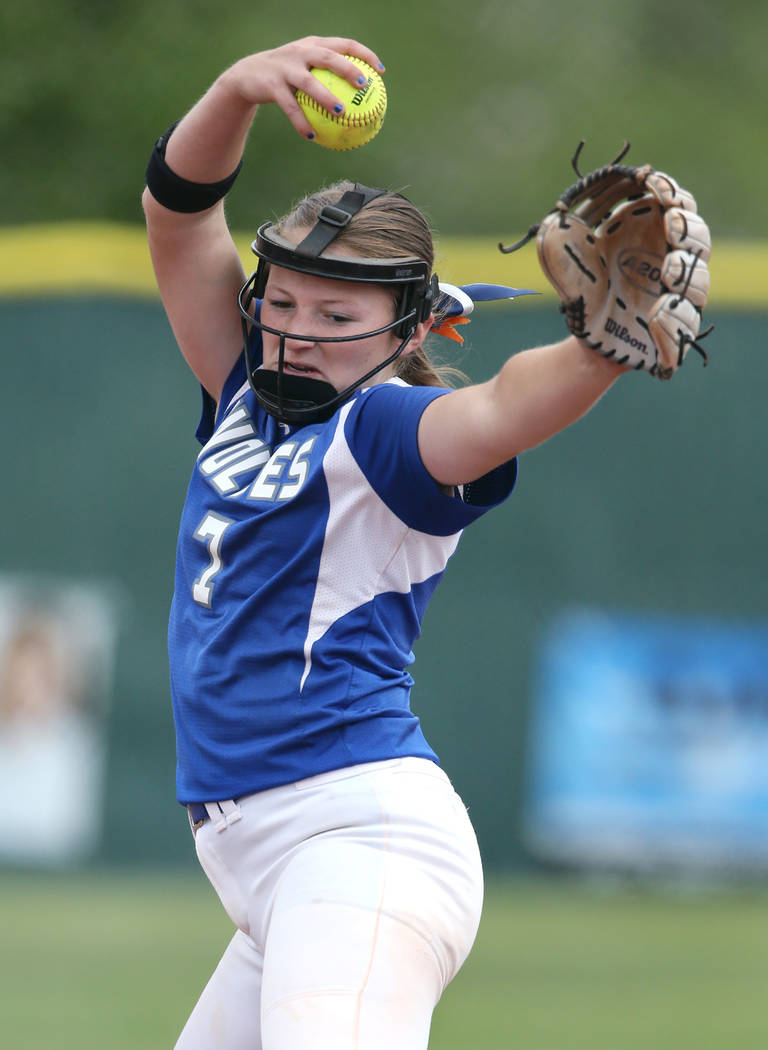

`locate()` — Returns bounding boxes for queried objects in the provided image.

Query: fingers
[237,37,385,140]
[272,83,319,140]
[289,41,384,135]
[305,36,385,82]
[291,59,360,118]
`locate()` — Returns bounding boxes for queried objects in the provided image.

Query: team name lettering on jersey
[247,437,317,502]
[200,439,271,495]
[198,399,317,503]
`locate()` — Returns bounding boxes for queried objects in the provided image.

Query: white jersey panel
[301,400,460,690]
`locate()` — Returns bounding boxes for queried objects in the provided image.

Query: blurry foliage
[2,0,766,236]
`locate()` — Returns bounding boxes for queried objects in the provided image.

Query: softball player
[143,36,627,1050]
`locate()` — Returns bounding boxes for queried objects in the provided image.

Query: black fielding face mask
[238,274,428,425]
[236,186,437,426]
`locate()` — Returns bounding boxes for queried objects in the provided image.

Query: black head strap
[294,184,387,258]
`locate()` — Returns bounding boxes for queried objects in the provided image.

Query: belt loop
[205,799,242,833]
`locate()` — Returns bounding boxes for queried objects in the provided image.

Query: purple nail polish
[307,132,315,140]
[334,104,343,114]
[357,75,366,85]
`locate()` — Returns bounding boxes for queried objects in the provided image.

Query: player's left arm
[420,154,712,488]
[417,335,625,487]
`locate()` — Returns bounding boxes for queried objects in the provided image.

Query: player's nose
[283,332,317,352]
[281,307,320,349]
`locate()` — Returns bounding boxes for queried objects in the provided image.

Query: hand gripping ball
[297,58,387,151]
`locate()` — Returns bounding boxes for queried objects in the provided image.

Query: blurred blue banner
[524,608,768,873]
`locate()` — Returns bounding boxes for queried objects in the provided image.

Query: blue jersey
[168,336,517,804]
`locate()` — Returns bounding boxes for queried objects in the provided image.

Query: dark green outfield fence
[3,298,764,869]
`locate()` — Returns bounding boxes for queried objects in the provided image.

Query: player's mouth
[284,361,320,376]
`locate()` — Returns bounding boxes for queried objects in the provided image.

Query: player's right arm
[142,38,384,403]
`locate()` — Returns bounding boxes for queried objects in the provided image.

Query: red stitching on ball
[297,85,385,130]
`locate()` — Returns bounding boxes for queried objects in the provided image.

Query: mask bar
[238,189,437,424]
[239,274,420,424]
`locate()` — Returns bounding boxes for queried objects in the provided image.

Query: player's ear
[407,317,433,351]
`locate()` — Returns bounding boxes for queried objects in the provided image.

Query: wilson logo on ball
[351,80,372,106]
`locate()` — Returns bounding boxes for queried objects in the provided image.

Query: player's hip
[191,756,483,972]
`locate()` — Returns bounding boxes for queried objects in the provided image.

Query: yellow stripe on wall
[0,223,765,307]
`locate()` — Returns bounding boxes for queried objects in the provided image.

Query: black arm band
[145,121,243,213]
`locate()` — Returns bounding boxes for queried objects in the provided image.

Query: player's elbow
[142,185,164,225]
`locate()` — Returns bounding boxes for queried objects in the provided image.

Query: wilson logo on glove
[604,318,648,355]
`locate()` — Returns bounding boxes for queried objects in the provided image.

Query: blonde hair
[275,181,467,389]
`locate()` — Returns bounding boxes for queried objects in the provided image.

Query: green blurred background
[2,1,767,1046]
[3,0,767,235]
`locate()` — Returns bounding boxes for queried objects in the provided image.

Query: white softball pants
[174,757,484,1050]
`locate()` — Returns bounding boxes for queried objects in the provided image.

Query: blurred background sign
[0,576,119,866]
[524,608,768,873]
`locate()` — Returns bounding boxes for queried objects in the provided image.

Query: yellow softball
[296,58,387,151]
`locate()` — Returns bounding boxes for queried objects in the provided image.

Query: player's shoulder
[341,379,446,462]
[349,376,449,420]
